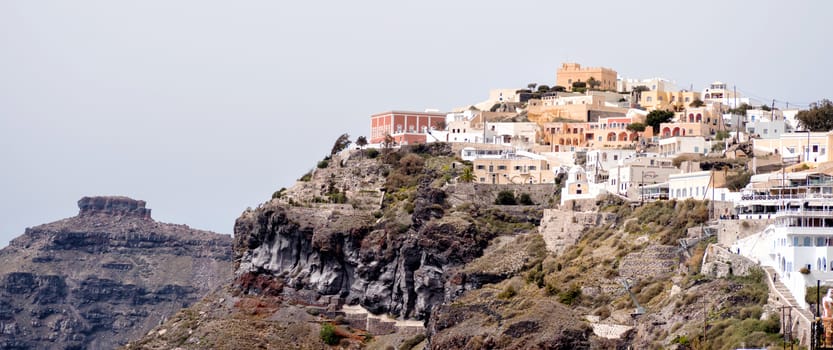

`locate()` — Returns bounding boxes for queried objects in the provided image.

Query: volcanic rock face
[232,146,509,321]
[233,183,486,320]
[0,196,232,350]
[77,196,151,219]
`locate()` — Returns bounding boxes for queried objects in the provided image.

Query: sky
[1,0,832,246]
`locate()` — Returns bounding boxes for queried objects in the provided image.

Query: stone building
[556,62,617,91]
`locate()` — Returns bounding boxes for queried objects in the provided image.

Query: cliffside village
[366,62,833,317]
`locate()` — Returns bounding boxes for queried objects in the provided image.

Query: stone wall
[701,244,757,278]
[444,183,560,207]
[619,245,679,280]
[715,219,770,246]
[539,208,616,254]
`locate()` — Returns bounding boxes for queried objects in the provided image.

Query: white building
[733,171,833,309]
[617,77,678,93]
[561,165,607,205]
[668,171,734,202]
[585,149,638,182]
[658,136,712,157]
[487,122,538,146]
[701,81,750,108]
[597,155,677,199]
[460,146,514,162]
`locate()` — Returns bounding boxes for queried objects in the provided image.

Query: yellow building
[639,90,701,111]
[527,95,629,123]
[753,131,833,164]
[540,122,591,151]
[658,105,725,138]
[473,156,553,184]
[556,62,618,91]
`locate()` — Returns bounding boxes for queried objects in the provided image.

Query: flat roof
[371,110,447,117]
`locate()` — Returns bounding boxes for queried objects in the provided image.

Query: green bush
[518,193,534,205]
[319,323,340,345]
[272,188,286,199]
[317,159,329,168]
[299,170,313,182]
[498,285,517,299]
[328,192,347,204]
[495,191,517,205]
[366,148,380,159]
[558,284,581,305]
[525,263,545,287]
[806,286,832,305]
[726,172,752,191]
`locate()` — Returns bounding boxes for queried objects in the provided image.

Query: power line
[732,87,817,108]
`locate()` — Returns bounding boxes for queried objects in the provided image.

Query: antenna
[618,278,646,316]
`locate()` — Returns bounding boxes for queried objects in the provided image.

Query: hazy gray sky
[1,1,831,246]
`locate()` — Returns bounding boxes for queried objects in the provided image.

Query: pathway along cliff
[0,196,232,350]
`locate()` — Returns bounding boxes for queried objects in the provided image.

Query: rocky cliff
[0,196,232,350]
[125,146,781,350]
[232,144,525,320]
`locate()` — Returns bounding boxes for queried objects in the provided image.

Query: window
[685,97,690,102]
[514,166,522,170]
[646,96,653,102]
[763,129,768,134]
[694,146,699,153]
[476,165,485,170]
[793,237,799,246]
[813,145,819,152]
[528,166,537,170]
[480,177,485,182]
[818,237,825,246]
[804,237,812,246]
[497,165,506,170]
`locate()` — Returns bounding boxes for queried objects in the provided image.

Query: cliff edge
[0,196,232,350]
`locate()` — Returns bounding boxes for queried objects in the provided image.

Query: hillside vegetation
[125,146,784,350]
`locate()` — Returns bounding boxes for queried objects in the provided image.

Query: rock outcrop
[0,196,232,350]
[233,177,492,320]
[231,146,552,322]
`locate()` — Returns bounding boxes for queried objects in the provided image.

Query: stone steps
[762,266,814,321]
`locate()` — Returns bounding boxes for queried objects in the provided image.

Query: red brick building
[370,110,446,145]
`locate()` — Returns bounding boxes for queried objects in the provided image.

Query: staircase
[761,266,814,346]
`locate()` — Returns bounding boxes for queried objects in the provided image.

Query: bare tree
[330,133,351,155]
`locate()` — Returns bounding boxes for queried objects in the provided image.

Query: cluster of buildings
[366,62,833,313]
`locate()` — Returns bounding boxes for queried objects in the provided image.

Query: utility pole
[734,85,740,144]
[703,298,708,346]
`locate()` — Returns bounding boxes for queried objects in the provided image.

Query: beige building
[639,90,701,111]
[527,95,629,123]
[473,155,554,184]
[753,131,833,164]
[658,105,724,138]
[556,63,618,91]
